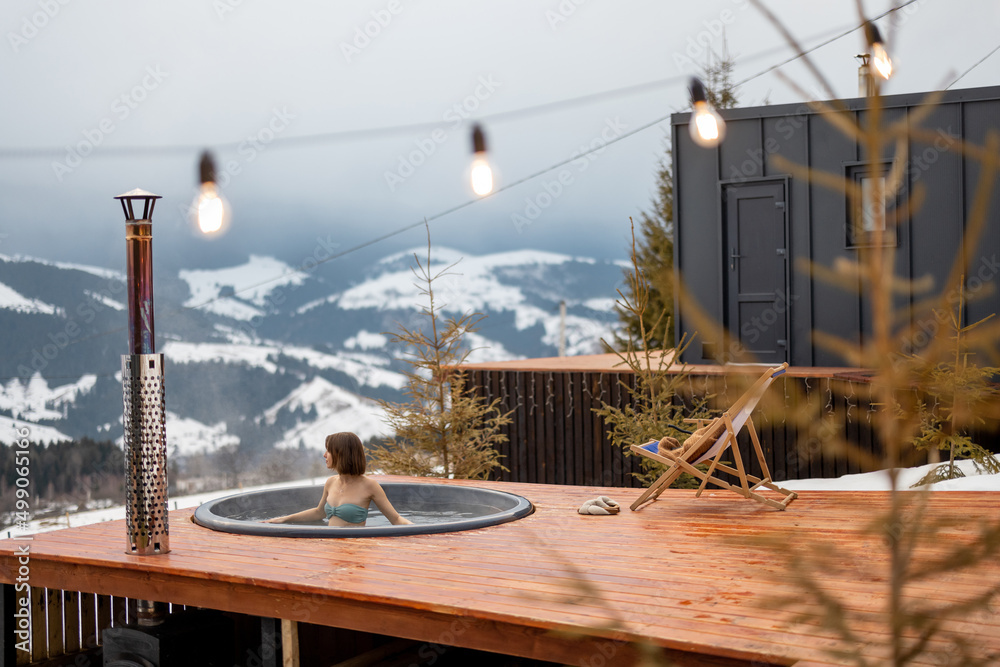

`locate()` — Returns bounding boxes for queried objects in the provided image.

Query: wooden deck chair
[629,362,798,511]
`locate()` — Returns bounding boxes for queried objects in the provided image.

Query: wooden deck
[2,477,998,666]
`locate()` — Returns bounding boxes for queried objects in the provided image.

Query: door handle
[730,248,743,271]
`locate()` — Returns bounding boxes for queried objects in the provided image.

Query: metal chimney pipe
[115,189,169,558]
[857,54,876,97]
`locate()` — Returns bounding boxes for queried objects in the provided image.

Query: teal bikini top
[324,502,368,524]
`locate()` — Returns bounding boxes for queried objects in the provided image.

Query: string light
[864,22,892,79]
[193,151,230,235]
[688,77,726,148]
[470,124,494,196]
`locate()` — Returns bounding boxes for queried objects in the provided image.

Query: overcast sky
[1,0,998,272]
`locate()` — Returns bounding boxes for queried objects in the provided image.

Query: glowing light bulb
[691,102,726,147]
[865,22,892,80]
[469,124,494,196]
[196,184,226,234]
[192,150,230,236]
[470,153,494,196]
[872,43,892,79]
[688,77,726,148]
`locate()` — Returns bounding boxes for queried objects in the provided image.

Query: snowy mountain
[0,247,624,454]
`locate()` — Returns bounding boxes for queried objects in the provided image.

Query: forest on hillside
[0,438,125,516]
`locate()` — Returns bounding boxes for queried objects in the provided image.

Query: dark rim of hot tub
[192,482,534,538]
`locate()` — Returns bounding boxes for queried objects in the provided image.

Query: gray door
[724,181,788,363]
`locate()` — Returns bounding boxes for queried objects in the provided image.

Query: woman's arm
[264,480,329,523]
[369,479,412,525]
[264,506,324,524]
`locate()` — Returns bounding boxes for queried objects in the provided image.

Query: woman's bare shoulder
[361,475,385,493]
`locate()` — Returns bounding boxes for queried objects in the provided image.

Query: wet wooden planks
[2,479,998,666]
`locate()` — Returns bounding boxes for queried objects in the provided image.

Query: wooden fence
[468,367,892,488]
[3,583,151,666]
[1,584,280,667]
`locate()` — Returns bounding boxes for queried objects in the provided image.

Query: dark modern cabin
[671,85,1000,367]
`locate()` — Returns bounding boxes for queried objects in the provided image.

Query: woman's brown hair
[325,432,367,476]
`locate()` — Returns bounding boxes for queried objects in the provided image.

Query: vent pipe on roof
[857,54,876,97]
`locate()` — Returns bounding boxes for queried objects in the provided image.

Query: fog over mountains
[0,247,624,457]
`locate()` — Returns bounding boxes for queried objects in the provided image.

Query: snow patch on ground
[110,414,241,455]
[0,282,63,316]
[781,457,1000,492]
[0,253,124,281]
[0,373,96,422]
[344,330,388,350]
[212,324,257,345]
[582,297,618,312]
[340,248,583,316]
[162,341,280,373]
[379,246,580,270]
[463,332,524,364]
[84,290,125,311]
[263,377,387,448]
[164,413,240,457]
[199,298,265,322]
[0,415,73,444]
[294,294,334,315]
[278,346,405,390]
[540,313,617,356]
[179,255,307,319]
[161,340,406,390]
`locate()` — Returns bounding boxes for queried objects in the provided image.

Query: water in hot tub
[229,502,504,526]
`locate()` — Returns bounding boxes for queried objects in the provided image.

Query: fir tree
[907,285,1000,486]
[616,49,742,350]
[370,226,510,479]
[597,220,709,488]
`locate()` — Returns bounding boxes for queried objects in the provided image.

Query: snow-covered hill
[0,247,623,455]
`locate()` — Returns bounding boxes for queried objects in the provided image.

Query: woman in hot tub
[265,432,412,527]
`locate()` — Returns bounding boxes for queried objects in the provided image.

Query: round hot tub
[193,481,533,538]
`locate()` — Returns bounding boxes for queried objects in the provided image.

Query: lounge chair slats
[629,363,798,512]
